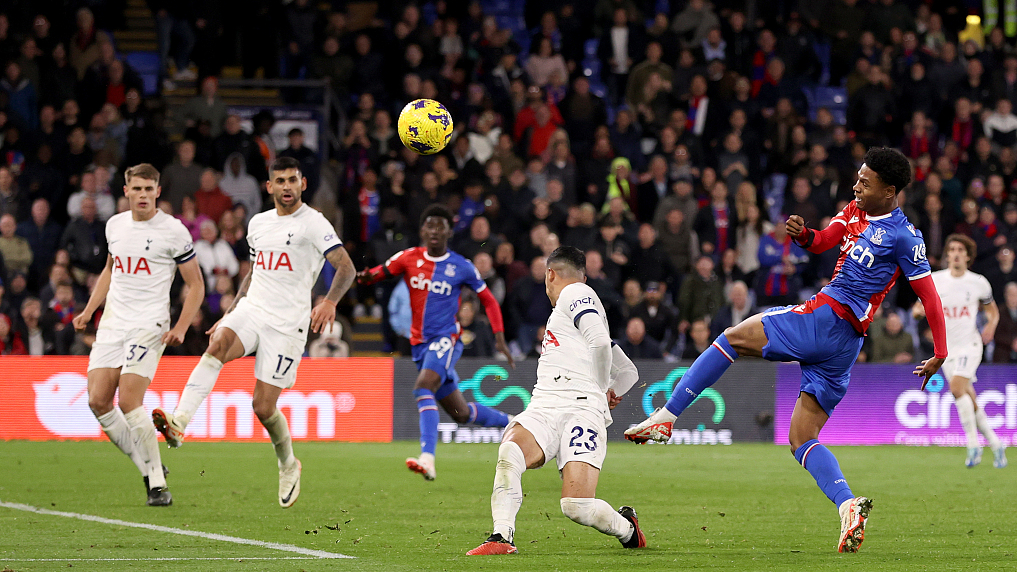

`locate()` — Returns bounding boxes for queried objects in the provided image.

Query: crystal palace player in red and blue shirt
[358,204,515,481]
[625,148,948,554]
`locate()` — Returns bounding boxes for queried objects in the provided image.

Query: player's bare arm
[208,266,252,335]
[163,258,205,346]
[73,254,113,331]
[980,299,1000,345]
[310,246,356,334]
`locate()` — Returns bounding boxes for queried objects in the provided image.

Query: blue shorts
[761,302,864,415]
[411,337,463,400]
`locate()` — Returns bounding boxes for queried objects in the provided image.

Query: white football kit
[220,203,343,388]
[933,269,993,381]
[510,282,638,471]
[89,210,195,379]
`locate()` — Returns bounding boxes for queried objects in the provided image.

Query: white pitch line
[3,557,317,562]
[0,500,354,559]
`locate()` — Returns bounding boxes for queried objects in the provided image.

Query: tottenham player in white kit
[73,163,206,506]
[914,234,1007,468]
[468,247,646,555]
[152,156,357,507]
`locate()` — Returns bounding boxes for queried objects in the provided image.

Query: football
[398,99,454,155]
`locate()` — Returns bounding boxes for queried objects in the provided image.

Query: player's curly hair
[419,204,455,228]
[944,233,976,267]
[863,147,911,194]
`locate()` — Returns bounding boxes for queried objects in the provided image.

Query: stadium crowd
[1,0,1017,364]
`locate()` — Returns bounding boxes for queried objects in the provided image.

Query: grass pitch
[1,441,1013,571]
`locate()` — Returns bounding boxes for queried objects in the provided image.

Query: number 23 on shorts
[569,426,599,452]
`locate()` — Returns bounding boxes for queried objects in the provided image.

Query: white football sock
[261,409,295,467]
[652,407,678,424]
[491,441,525,542]
[124,407,165,489]
[560,497,634,542]
[954,394,979,449]
[97,408,146,476]
[174,354,224,428]
[974,406,1002,449]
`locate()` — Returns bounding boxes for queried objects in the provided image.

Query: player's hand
[310,299,337,334]
[914,356,945,390]
[494,332,515,369]
[786,215,805,238]
[607,389,622,410]
[911,300,925,320]
[356,270,372,286]
[72,311,93,332]
[206,317,224,336]
[161,327,186,347]
[981,327,995,345]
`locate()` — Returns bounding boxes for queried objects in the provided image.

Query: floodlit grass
[1,441,1013,571]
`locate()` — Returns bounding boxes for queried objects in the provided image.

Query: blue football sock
[467,402,510,427]
[414,388,439,456]
[664,334,738,417]
[794,439,854,507]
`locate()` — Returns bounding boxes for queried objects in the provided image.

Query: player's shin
[559,498,634,542]
[663,333,739,418]
[97,408,147,475]
[125,407,166,489]
[261,409,296,467]
[954,395,981,449]
[794,439,853,507]
[468,402,510,427]
[974,405,1002,449]
[414,388,440,456]
[491,441,526,541]
[174,354,224,428]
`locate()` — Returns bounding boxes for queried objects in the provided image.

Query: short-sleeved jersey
[244,204,343,336]
[100,210,195,331]
[533,282,612,415]
[819,203,931,332]
[383,247,486,345]
[932,269,993,353]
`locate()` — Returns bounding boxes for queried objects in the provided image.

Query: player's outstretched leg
[155,354,225,447]
[469,440,526,555]
[466,402,510,427]
[954,394,982,467]
[626,332,740,443]
[255,381,301,508]
[408,387,439,480]
[974,401,1006,468]
[560,498,643,548]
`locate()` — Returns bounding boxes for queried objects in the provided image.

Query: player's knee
[497,441,523,470]
[251,400,275,422]
[560,497,597,526]
[88,395,114,417]
[449,408,470,424]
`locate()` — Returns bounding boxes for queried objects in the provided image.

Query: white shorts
[88,326,168,380]
[219,302,305,389]
[510,404,608,472]
[941,346,982,382]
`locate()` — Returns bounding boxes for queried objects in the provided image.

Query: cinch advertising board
[0,357,393,442]
[775,364,1017,446]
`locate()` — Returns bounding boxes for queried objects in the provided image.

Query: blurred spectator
[278,128,320,203]
[457,215,499,260]
[67,170,116,222]
[177,194,213,241]
[681,319,711,360]
[70,9,101,80]
[694,180,734,257]
[14,296,59,355]
[992,282,1017,363]
[193,219,239,286]
[2,61,37,130]
[220,153,261,221]
[598,7,644,107]
[755,222,808,307]
[617,316,663,359]
[212,115,266,182]
[655,206,698,276]
[672,0,718,50]
[0,214,32,278]
[473,251,505,305]
[16,199,62,287]
[459,295,495,358]
[506,256,552,348]
[525,37,568,89]
[629,281,677,354]
[308,321,350,358]
[677,255,724,333]
[387,279,412,355]
[180,77,227,137]
[583,249,624,332]
[152,0,197,84]
[0,165,20,218]
[984,99,1017,148]
[866,312,914,363]
[59,196,106,278]
[161,140,202,213]
[0,312,26,355]
[194,169,232,224]
[711,280,756,339]
[629,223,672,286]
